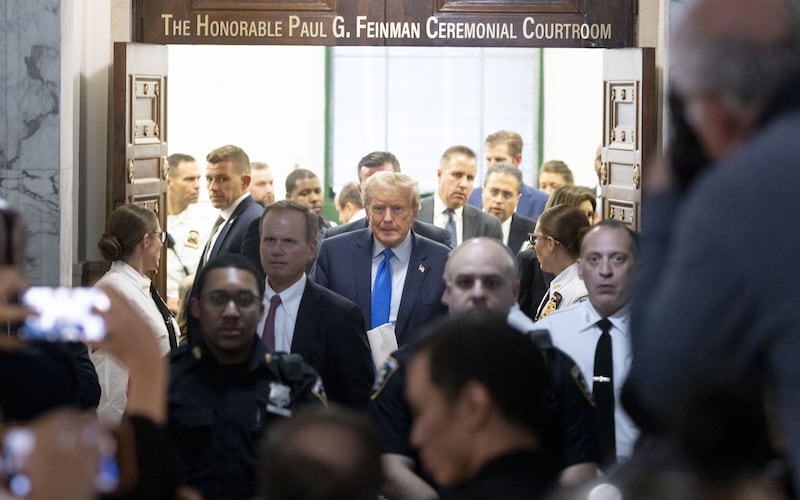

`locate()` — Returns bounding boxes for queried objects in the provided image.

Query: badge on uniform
[370,355,399,400]
[267,382,292,417]
[185,230,200,249]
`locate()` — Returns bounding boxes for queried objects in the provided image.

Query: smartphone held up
[19,287,110,342]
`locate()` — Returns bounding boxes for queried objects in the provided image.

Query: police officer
[368,238,597,499]
[167,254,326,500]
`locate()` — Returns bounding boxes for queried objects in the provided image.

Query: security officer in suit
[369,238,597,499]
[168,254,326,500]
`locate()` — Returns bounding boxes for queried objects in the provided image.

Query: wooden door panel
[112,42,169,294]
[599,48,655,232]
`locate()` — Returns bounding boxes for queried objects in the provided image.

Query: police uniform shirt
[371,234,412,325]
[535,262,588,320]
[167,339,326,500]
[535,300,638,460]
[166,203,215,299]
[256,274,306,352]
[368,310,597,475]
[441,449,556,500]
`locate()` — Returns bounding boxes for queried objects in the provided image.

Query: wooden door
[111,42,169,295]
[599,48,655,232]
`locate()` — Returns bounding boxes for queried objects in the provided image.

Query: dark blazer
[201,195,263,266]
[292,278,373,410]
[418,197,503,242]
[324,217,452,248]
[516,248,554,320]
[240,216,265,280]
[311,229,449,347]
[468,182,549,223]
[507,213,537,253]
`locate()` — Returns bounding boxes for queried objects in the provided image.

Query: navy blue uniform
[368,341,596,482]
[167,340,326,500]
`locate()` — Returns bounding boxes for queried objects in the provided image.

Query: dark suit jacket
[201,195,263,266]
[469,182,549,223]
[292,278,373,410]
[324,217,452,248]
[516,248,554,320]
[418,197,503,242]
[508,213,537,253]
[310,229,449,346]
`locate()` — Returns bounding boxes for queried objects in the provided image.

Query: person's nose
[382,210,394,223]
[599,259,613,277]
[221,298,241,317]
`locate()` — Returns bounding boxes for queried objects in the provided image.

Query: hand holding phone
[19,287,110,342]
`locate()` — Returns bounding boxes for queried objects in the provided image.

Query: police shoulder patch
[570,364,596,408]
[370,355,400,400]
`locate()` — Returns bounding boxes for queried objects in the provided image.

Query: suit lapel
[210,197,250,258]
[354,230,373,328]
[462,206,478,240]
[291,278,317,353]
[396,233,427,343]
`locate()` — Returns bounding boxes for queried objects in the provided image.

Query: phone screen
[19,287,110,342]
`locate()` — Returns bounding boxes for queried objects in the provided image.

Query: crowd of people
[2,0,800,497]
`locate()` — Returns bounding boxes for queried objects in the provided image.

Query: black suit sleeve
[240,217,265,280]
[517,249,552,319]
[65,341,101,409]
[333,302,374,410]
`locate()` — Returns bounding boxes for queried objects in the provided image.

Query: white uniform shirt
[535,262,588,319]
[166,203,215,299]
[91,261,175,424]
[534,300,639,460]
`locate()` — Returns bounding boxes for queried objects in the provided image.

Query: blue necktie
[371,248,394,328]
[445,209,457,248]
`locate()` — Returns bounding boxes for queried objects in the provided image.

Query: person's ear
[189,296,201,319]
[241,174,251,189]
[458,381,492,429]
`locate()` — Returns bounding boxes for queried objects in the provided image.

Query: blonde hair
[362,172,420,211]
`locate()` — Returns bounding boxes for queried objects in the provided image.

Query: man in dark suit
[312,172,450,347]
[468,130,549,222]
[257,200,373,410]
[198,145,264,269]
[325,151,451,247]
[418,145,503,247]
[481,163,537,252]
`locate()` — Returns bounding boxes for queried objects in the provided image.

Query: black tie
[150,282,178,351]
[594,317,616,467]
[200,215,225,267]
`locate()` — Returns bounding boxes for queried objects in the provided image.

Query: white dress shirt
[432,195,464,246]
[257,274,307,352]
[534,300,639,460]
[91,261,175,424]
[206,192,252,254]
[536,262,588,318]
[370,233,413,325]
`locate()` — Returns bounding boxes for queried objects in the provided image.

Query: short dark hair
[251,161,270,171]
[357,151,400,176]
[260,200,319,244]
[411,314,547,435]
[206,145,251,175]
[193,254,265,301]
[484,163,523,193]
[285,168,318,195]
[337,182,363,210]
[584,219,640,259]
[258,405,383,500]
[167,153,196,178]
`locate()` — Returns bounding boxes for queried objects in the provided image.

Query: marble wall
[1,0,61,285]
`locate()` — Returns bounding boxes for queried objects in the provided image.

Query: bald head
[442,238,519,315]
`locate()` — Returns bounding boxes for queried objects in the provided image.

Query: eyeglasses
[528,233,559,246]
[151,231,168,243]
[202,290,260,309]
